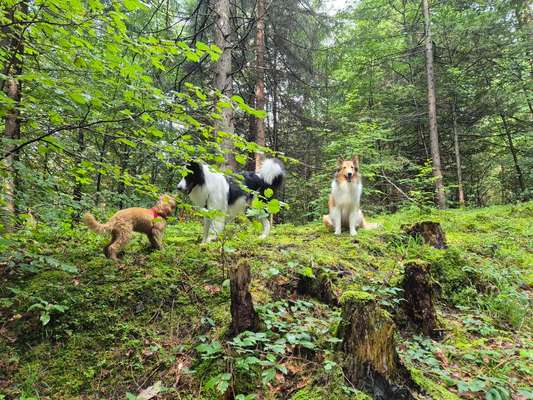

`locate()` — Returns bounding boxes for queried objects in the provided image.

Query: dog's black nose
[347,172,353,178]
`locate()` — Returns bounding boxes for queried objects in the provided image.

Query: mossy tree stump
[403,221,447,249]
[229,260,259,337]
[338,291,417,399]
[297,271,339,306]
[402,261,442,339]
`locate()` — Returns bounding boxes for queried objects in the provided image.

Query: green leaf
[235,154,247,165]
[267,199,280,214]
[264,188,273,198]
[116,138,137,148]
[69,91,87,104]
[195,41,211,52]
[299,266,315,278]
[59,263,79,274]
[40,312,51,326]
[261,368,276,385]
[230,95,245,104]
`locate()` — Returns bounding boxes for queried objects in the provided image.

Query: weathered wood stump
[338,291,417,399]
[297,271,339,306]
[402,261,442,339]
[403,221,447,249]
[229,260,259,337]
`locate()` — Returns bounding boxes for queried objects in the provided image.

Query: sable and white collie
[323,156,377,236]
[177,158,284,242]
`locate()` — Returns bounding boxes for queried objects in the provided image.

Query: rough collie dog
[323,156,376,236]
[177,159,284,242]
[84,195,176,260]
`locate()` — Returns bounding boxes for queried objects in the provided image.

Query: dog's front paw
[334,230,341,235]
[350,230,358,236]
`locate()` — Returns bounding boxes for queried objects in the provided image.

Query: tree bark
[338,293,417,399]
[402,261,442,339]
[403,221,447,249]
[254,0,266,171]
[2,1,27,231]
[229,260,259,337]
[72,129,85,223]
[422,0,446,209]
[95,134,109,206]
[451,99,465,206]
[214,0,237,170]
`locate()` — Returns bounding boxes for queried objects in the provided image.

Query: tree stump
[402,261,442,339]
[338,291,417,399]
[297,271,339,306]
[403,221,447,249]
[229,260,259,337]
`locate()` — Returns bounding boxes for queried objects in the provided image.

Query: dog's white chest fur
[331,180,362,209]
[329,179,363,235]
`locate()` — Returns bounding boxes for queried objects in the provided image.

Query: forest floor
[1,202,532,400]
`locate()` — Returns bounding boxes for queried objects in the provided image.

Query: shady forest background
[1,0,531,229]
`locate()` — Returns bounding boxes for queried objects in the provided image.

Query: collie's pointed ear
[336,156,344,169]
[351,155,360,167]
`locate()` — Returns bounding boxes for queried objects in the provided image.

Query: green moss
[290,386,371,400]
[290,387,323,400]
[409,368,461,400]
[340,290,376,304]
[1,202,531,398]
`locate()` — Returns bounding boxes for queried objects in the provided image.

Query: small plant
[360,284,404,308]
[195,300,341,395]
[27,299,68,326]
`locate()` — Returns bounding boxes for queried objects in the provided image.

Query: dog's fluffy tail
[83,213,112,235]
[323,214,333,229]
[361,214,381,230]
[259,158,285,188]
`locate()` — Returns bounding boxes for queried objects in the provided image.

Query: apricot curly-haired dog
[83,195,176,260]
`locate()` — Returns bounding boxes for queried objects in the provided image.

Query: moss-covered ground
[1,202,532,399]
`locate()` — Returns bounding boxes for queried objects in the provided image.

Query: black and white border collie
[177,159,285,242]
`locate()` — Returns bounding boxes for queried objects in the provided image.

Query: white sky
[323,0,349,15]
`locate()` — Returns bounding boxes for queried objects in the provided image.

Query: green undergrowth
[0,202,531,399]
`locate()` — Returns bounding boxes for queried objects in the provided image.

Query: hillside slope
[1,203,532,399]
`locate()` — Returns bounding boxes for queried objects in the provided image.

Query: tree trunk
[500,113,525,194]
[229,260,259,337]
[402,261,442,339]
[338,293,417,399]
[3,79,21,231]
[95,134,109,206]
[451,99,465,206]
[214,0,236,170]
[422,0,446,209]
[272,50,279,152]
[254,0,266,171]
[2,2,27,231]
[72,129,85,223]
